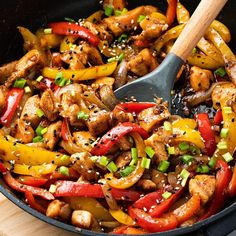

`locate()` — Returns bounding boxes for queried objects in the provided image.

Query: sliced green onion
[217,140,228,150]
[208,156,217,168]
[13,78,26,88]
[182,155,194,164]
[49,184,57,193]
[35,125,44,136]
[163,121,172,131]
[77,111,89,120]
[24,86,31,93]
[223,152,233,163]
[36,109,44,118]
[44,28,52,34]
[222,106,232,114]
[33,136,44,143]
[99,156,109,166]
[120,165,135,177]
[115,8,128,16]
[189,145,201,155]
[59,166,69,176]
[61,155,69,162]
[158,160,170,173]
[192,48,197,54]
[64,17,76,23]
[130,148,138,166]
[41,127,48,135]
[137,15,146,23]
[36,75,44,82]
[104,6,113,16]
[107,57,117,63]
[220,128,229,138]
[215,67,226,77]
[168,146,175,155]
[180,169,190,186]
[90,156,99,162]
[145,146,155,158]
[179,142,190,151]
[141,157,151,169]
[162,191,172,200]
[196,165,210,173]
[118,53,124,62]
[107,162,118,173]
[55,72,68,87]
[118,34,128,42]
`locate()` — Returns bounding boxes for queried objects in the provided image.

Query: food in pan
[0,0,236,233]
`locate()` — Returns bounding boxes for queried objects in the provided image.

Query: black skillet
[1,0,236,235]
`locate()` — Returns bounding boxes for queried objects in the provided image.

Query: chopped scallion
[36,75,44,82]
[61,155,69,162]
[44,28,52,34]
[64,17,76,23]
[145,146,155,158]
[41,127,48,135]
[104,6,113,16]
[24,86,31,93]
[222,106,232,114]
[168,146,175,155]
[223,152,233,163]
[179,142,190,151]
[215,67,226,77]
[196,165,210,173]
[108,57,117,63]
[36,109,44,118]
[120,165,135,177]
[33,136,44,143]
[162,191,172,200]
[35,125,44,136]
[13,78,26,88]
[182,155,194,164]
[118,34,128,42]
[77,111,89,120]
[99,156,109,166]
[141,157,151,169]
[130,148,138,166]
[107,161,118,173]
[180,169,190,186]
[59,166,69,176]
[137,15,146,23]
[217,140,228,150]
[220,128,229,138]
[115,8,128,16]
[158,160,170,173]
[163,121,172,131]
[192,48,197,54]
[49,184,57,193]
[118,53,124,62]
[189,145,201,155]
[208,156,217,168]
[90,156,99,162]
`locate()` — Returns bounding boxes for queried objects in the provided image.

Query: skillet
[1,0,236,235]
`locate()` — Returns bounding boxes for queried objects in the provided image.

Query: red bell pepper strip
[61,118,71,141]
[0,162,7,174]
[133,189,164,211]
[134,39,151,47]
[0,88,24,126]
[111,226,129,234]
[17,176,48,187]
[54,181,141,201]
[149,188,184,218]
[3,172,54,200]
[195,113,216,156]
[228,165,236,198]
[49,168,79,180]
[214,109,223,125]
[90,122,149,156]
[48,22,100,47]
[166,0,177,26]
[25,191,46,214]
[200,160,232,220]
[128,207,178,233]
[116,102,156,114]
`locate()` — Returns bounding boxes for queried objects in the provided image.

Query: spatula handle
[170,0,228,61]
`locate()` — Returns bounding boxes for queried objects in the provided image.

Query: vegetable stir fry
[0,0,236,234]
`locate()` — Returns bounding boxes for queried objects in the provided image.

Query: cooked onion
[99,85,119,110]
[60,140,85,155]
[114,60,128,89]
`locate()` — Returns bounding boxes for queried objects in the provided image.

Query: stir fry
[1,0,236,234]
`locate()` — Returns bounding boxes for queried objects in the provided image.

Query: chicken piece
[20,95,41,128]
[51,52,64,67]
[128,49,158,77]
[0,86,7,114]
[103,0,126,10]
[61,50,86,70]
[40,89,58,121]
[46,200,72,221]
[190,66,213,92]
[167,172,182,189]
[117,136,133,151]
[5,50,44,88]
[81,43,103,66]
[71,210,93,229]
[13,119,34,143]
[111,107,134,125]
[0,60,17,83]
[99,85,119,110]
[137,179,157,191]
[73,131,96,152]
[189,175,216,204]
[71,152,99,181]
[43,121,62,150]
[87,110,111,136]
[103,6,144,36]
[115,151,132,169]
[138,104,170,132]
[151,169,168,189]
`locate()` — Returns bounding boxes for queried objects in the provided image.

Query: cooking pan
[0,0,236,235]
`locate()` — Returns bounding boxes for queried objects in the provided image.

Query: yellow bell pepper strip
[109,209,136,226]
[0,135,70,166]
[98,40,122,57]
[42,61,118,81]
[64,197,114,221]
[172,118,197,130]
[3,172,54,200]
[13,163,57,177]
[105,132,146,189]
[206,28,236,85]
[211,20,231,43]
[86,10,104,23]
[154,24,185,53]
[60,35,78,52]
[197,37,224,65]
[176,2,190,24]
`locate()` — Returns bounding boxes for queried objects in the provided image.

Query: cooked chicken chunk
[103,0,126,10]
[128,49,158,76]
[115,151,132,169]
[71,210,93,229]
[151,169,168,189]
[73,131,96,152]
[14,119,34,143]
[0,61,17,83]
[137,179,157,191]
[0,86,7,114]
[138,104,170,132]
[189,175,216,204]
[20,95,41,128]
[43,121,62,150]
